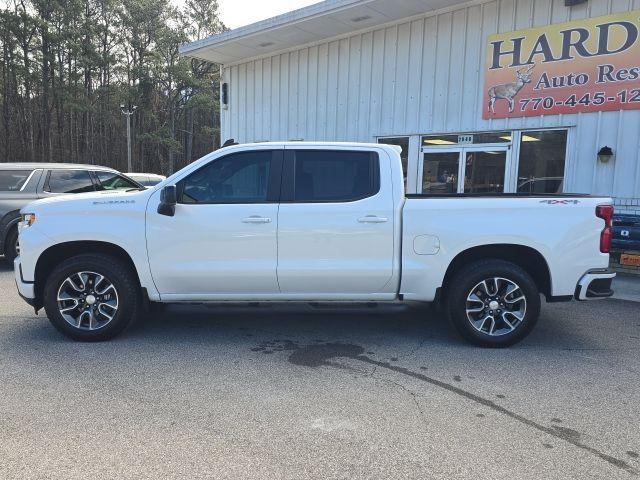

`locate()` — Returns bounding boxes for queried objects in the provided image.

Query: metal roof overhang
[179,0,470,64]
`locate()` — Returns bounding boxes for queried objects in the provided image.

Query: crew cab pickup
[14,142,615,346]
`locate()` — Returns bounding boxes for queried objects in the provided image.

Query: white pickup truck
[14,142,615,346]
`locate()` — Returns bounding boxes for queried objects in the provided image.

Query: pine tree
[0,0,225,173]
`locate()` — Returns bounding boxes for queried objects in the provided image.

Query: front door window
[45,170,96,193]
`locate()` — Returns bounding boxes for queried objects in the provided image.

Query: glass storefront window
[516,130,567,194]
[473,132,511,144]
[378,137,409,186]
[422,134,459,146]
[422,131,510,146]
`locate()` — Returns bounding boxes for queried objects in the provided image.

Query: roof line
[179,0,371,55]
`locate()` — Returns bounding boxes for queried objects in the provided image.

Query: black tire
[446,259,541,347]
[43,254,140,341]
[3,225,19,264]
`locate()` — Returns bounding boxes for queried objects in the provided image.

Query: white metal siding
[221,0,640,199]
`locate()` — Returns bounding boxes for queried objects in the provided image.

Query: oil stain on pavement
[252,339,638,475]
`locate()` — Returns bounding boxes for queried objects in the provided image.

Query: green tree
[0,0,224,173]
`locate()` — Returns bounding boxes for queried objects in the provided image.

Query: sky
[217,0,320,29]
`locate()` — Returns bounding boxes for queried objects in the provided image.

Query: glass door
[420,145,510,194]
[461,146,509,194]
[420,148,461,194]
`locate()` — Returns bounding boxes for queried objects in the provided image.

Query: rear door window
[291,150,379,202]
[0,170,33,191]
[46,170,96,193]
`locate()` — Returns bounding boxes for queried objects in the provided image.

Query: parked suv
[1,164,141,264]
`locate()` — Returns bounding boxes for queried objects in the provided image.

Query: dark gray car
[0,164,142,264]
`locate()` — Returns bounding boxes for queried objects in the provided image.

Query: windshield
[0,170,33,191]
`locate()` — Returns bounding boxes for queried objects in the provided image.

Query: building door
[420,144,510,194]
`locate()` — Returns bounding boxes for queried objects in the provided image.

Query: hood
[21,189,151,214]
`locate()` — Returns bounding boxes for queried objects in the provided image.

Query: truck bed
[406,193,596,199]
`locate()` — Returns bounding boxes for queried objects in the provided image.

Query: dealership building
[182,0,640,269]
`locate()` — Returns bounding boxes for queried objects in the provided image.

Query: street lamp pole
[120,104,137,172]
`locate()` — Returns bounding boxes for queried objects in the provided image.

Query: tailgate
[612,214,640,251]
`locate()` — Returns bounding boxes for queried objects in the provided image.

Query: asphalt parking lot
[0,263,639,479]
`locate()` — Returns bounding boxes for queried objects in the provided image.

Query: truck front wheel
[4,225,19,264]
[446,259,541,347]
[43,254,140,341]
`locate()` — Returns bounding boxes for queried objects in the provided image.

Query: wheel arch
[441,244,552,300]
[34,241,142,310]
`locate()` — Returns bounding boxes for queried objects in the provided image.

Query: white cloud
[221,0,320,28]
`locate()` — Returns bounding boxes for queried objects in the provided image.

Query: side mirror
[157,185,177,217]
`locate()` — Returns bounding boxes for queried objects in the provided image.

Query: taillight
[596,204,613,253]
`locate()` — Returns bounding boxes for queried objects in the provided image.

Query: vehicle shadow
[7,300,464,349]
[118,296,622,352]
[129,302,460,347]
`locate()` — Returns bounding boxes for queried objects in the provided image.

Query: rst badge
[539,199,580,205]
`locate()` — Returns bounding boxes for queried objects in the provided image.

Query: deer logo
[488,64,535,114]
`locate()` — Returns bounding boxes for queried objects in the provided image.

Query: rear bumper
[13,257,35,305]
[574,269,615,300]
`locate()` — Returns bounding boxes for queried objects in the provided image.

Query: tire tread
[43,253,140,341]
[446,259,541,347]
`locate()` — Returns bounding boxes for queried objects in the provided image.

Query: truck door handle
[358,215,388,224]
[242,216,271,224]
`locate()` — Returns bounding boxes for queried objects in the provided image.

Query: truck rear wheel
[446,259,540,347]
[43,254,140,341]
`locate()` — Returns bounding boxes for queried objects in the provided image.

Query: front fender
[19,209,159,300]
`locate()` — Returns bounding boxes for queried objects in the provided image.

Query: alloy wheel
[56,271,119,330]
[465,277,527,336]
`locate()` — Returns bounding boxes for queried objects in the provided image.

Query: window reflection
[378,137,409,186]
[423,152,459,193]
[517,130,567,194]
[463,151,506,193]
